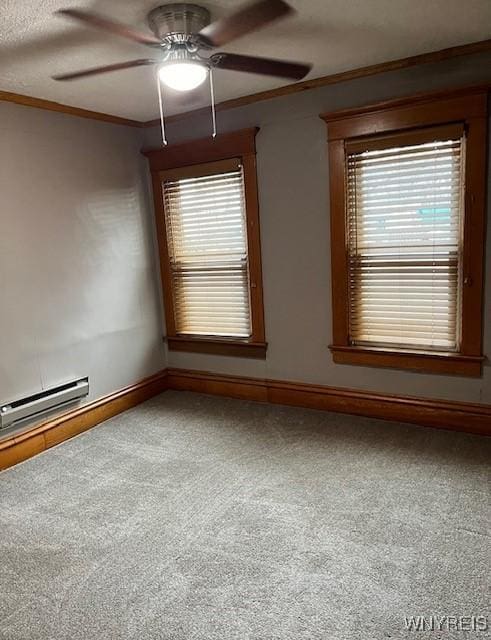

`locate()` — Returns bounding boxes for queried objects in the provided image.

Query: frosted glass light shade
[159,62,208,92]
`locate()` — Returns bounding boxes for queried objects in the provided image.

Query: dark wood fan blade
[197,0,293,47]
[52,59,156,81]
[56,9,162,46]
[211,52,311,80]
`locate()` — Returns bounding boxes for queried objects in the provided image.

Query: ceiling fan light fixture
[158,61,208,91]
[53,1,312,144]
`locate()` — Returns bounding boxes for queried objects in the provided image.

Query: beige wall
[144,52,491,404]
[0,102,165,410]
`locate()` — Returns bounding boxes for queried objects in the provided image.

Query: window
[346,126,464,351]
[144,128,266,358]
[163,160,250,338]
[322,88,487,376]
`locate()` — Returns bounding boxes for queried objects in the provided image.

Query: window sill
[167,336,267,359]
[329,345,484,377]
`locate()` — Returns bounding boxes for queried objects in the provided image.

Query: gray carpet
[0,391,489,640]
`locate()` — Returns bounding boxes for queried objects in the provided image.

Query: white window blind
[162,159,251,338]
[346,126,465,351]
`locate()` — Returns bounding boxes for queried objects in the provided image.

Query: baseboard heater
[0,378,89,431]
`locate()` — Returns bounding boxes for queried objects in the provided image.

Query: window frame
[144,127,266,358]
[321,87,488,377]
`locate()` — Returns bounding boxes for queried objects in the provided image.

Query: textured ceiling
[2,0,491,121]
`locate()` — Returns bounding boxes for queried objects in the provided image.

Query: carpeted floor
[0,391,489,640]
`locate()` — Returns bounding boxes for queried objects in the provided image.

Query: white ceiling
[2,0,490,121]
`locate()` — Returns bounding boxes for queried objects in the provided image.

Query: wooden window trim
[167,336,267,359]
[143,128,266,358]
[321,88,488,377]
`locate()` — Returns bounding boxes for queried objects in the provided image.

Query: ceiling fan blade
[211,52,311,80]
[52,59,156,81]
[197,0,293,48]
[56,8,162,46]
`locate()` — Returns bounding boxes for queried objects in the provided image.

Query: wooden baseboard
[0,370,168,471]
[167,368,268,401]
[2,365,488,471]
[166,368,491,436]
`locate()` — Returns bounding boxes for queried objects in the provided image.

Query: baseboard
[0,370,168,471]
[2,365,488,471]
[166,368,491,436]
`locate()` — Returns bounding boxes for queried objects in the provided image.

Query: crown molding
[143,38,491,128]
[0,90,143,127]
[1,38,490,129]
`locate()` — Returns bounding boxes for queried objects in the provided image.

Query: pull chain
[157,65,216,145]
[209,67,217,139]
[156,73,167,146]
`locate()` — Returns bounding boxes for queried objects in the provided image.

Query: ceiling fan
[53,0,312,87]
[53,0,311,142]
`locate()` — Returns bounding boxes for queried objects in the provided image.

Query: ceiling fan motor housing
[147,3,210,42]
